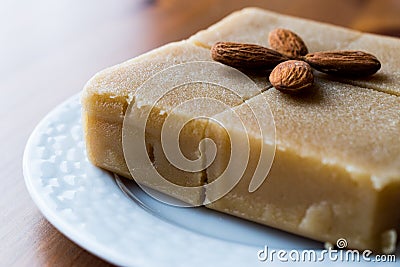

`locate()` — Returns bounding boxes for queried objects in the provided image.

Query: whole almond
[269,60,314,93]
[211,42,288,70]
[304,51,381,77]
[269,28,308,59]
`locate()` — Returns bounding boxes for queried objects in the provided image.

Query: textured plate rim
[22,94,133,266]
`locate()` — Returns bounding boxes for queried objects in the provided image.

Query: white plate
[23,94,398,266]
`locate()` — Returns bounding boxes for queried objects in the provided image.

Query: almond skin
[304,51,381,77]
[269,28,308,59]
[211,42,288,70]
[269,60,314,93]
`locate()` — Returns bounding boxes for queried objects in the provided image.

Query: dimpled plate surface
[23,94,398,266]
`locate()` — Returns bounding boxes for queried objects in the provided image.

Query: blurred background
[1,0,400,266]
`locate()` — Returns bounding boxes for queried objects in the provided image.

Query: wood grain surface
[1,0,399,266]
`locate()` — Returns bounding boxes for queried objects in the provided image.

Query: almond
[269,28,308,59]
[269,60,314,93]
[304,51,381,77]
[211,42,288,70]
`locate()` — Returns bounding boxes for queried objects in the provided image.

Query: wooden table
[1,0,399,266]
